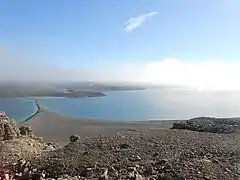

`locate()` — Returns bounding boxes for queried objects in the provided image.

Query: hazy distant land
[0,81,147,98]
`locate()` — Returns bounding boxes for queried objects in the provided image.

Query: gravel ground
[0,115,240,180]
[27,129,239,180]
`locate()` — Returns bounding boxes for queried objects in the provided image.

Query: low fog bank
[0,50,144,83]
[2,49,240,91]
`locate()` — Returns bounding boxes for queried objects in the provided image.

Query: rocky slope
[172,117,240,134]
[0,115,239,180]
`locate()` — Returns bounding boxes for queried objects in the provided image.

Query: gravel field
[0,114,239,180]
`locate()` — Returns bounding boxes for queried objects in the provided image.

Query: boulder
[69,135,80,143]
[19,125,33,136]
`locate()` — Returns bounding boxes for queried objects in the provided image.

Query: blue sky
[1,0,240,88]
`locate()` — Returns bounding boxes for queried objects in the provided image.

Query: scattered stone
[69,135,80,143]
[98,168,108,180]
[156,159,168,165]
[136,155,142,161]
[158,173,175,180]
[212,158,220,164]
[201,159,212,163]
[119,143,131,149]
[127,171,136,180]
[136,174,144,180]
[225,168,231,173]
[143,166,154,176]
[0,114,239,180]
[128,167,137,172]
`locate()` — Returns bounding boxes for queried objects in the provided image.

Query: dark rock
[172,174,185,180]
[119,143,131,149]
[163,163,173,170]
[156,159,168,165]
[158,173,175,180]
[69,135,80,143]
[143,166,154,176]
[46,142,61,149]
[19,125,33,136]
[172,117,239,134]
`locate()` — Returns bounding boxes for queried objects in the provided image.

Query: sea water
[2,89,240,122]
[0,98,37,123]
[37,89,240,121]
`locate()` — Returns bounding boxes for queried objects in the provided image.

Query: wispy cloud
[124,12,158,32]
[157,11,206,14]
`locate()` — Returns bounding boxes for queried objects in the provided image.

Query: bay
[0,98,37,123]
[2,89,240,122]
[37,89,240,121]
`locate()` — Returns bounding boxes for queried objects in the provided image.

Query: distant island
[0,88,106,98]
[0,81,147,98]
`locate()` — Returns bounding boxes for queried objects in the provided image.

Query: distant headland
[0,81,147,98]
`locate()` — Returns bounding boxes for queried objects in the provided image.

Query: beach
[2,110,237,179]
[15,101,239,179]
[0,105,238,179]
[23,109,177,145]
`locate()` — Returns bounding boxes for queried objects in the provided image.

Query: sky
[0,0,240,90]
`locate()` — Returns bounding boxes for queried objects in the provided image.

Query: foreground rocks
[172,117,240,134]
[0,114,60,179]
[0,114,33,140]
[0,116,20,140]
[29,130,239,180]
[0,115,239,179]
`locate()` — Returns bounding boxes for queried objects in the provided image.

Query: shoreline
[22,96,184,124]
[22,98,43,123]
[23,109,178,145]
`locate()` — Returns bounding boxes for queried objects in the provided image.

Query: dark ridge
[172,117,240,134]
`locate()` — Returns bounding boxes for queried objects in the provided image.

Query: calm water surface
[0,98,37,122]
[1,89,240,122]
[38,89,240,121]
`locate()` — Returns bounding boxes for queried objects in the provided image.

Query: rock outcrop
[0,114,35,141]
[172,117,239,134]
[0,113,60,180]
[19,125,33,136]
[0,115,21,140]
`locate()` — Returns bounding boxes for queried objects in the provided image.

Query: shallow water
[37,89,240,121]
[0,98,37,123]
[2,89,240,122]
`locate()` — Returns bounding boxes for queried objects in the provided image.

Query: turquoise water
[2,89,240,122]
[0,98,37,123]
[37,89,240,121]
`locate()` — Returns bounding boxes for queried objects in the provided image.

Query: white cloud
[124,12,158,32]
[142,58,240,91]
[2,47,240,91]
